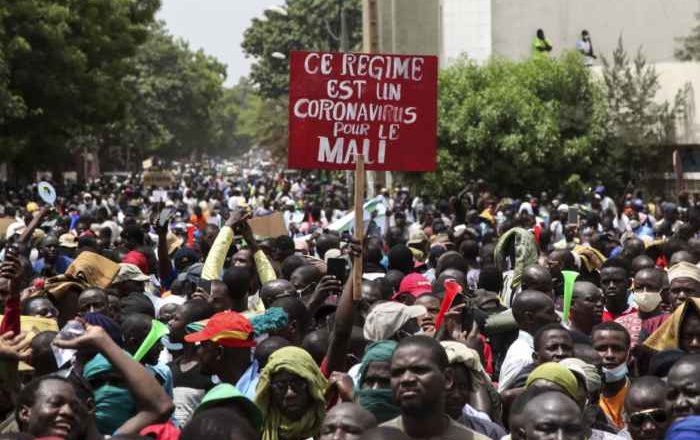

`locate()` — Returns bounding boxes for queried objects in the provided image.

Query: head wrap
[494,227,538,291]
[644,298,700,352]
[84,354,136,434]
[668,262,700,283]
[441,341,488,387]
[665,416,700,440]
[84,312,123,347]
[525,362,580,400]
[255,346,328,440]
[354,341,400,423]
[250,307,288,337]
[572,245,606,272]
[559,357,601,394]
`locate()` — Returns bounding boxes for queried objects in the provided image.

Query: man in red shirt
[601,260,635,322]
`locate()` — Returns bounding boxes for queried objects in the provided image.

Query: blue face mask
[603,363,628,383]
[161,335,183,351]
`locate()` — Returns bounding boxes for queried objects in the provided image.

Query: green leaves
[424,52,610,196]
[241,0,362,99]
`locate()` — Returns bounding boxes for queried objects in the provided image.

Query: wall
[441,0,492,65]
[491,0,699,63]
[375,0,440,55]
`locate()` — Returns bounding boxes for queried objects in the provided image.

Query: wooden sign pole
[352,155,365,300]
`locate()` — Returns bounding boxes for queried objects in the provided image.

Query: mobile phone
[158,207,174,229]
[567,206,579,226]
[327,258,347,283]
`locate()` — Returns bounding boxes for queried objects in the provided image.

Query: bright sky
[158,0,272,86]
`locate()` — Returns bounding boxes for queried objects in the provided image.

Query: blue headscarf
[84,312,123,347]
[666,416,700,440]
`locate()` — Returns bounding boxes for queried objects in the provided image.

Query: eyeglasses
[270,377,308,394]
[627,408,668,427]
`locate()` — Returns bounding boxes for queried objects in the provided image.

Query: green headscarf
[355,340,400,423]
[525,362,580,400]
[84,354,136,435]
[494,227,538,294]
[255,346,328,440]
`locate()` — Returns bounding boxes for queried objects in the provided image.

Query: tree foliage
[0,0,160,172]
[676,12,700,61]
[601,38,688,185]
[418,52,610,197]
[110,24,227,160]
[241,0,362,99]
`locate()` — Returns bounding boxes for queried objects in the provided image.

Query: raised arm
[54,324,174,434]
[324,242,361,374]
[202,208,250,281]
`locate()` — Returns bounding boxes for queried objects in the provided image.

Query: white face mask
[632,289,663,312]
[602,363,628,383]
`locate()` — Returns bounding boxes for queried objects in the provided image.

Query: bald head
[634,268,664,292]
[625,376,667,412]
[260,279,296,308]
[670,250,697,267]
[321,403,377,440]
[512,290,559,334]
[667,354,700,420]
[521,264,553,297]
[522,392,585,440]
[631,255,655,274]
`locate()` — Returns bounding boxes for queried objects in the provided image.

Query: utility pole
[339,0,354,202]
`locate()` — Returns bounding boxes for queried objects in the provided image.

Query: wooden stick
[352,155,365,300]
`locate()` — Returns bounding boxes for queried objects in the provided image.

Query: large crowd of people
[0,158,698,440]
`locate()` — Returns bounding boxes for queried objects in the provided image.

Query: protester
[383,335,490,440]
[4,154,700,440]
[623,376,670,440]
[593,322,632,430]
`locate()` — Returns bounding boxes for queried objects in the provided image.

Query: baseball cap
[363,301,427,341]
[197,383,263,429]
[112,263,150,284]
[392,273,432,300]
[407,231,428,245]
[58,234,78,249]
[184,311,256,348]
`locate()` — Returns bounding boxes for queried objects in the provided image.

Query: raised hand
[0,331,32,362]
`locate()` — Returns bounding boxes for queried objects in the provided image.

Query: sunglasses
[270,377,308,394]
[627,408,668,427]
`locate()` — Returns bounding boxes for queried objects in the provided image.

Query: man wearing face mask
[592,322,632,431]
[615,268,670,349]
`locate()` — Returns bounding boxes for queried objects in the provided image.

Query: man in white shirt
[498,289,559,391]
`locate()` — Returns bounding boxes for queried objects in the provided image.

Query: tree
[210,78,258,157]
[601,38,688,186]
[241,0,362,99]
[0,0,160,173]
[676,12,700,60]
[107,24,227,165]
[416,52,611,197]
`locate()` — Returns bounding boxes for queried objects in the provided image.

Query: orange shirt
[599,381,629,430]
[190,214,208,231]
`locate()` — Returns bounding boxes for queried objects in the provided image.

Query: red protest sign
[288,51,438,171]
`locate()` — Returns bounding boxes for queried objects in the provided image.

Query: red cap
[184,310,256,348]
[122,250,149,275]
[392,273,432,300]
